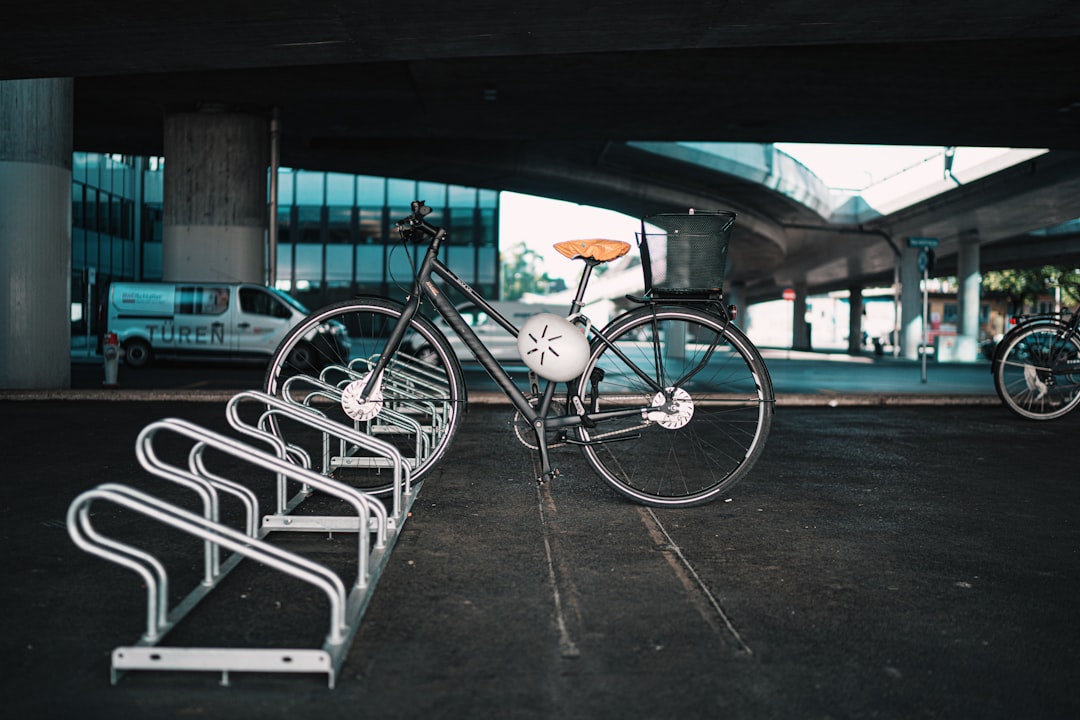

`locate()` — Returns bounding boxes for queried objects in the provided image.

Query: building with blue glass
[70,152,500,340]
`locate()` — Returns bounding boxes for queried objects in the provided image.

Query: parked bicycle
[992,293,1080,420]
[263,200,774,507]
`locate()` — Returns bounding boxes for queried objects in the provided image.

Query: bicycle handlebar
[395,200,445,243]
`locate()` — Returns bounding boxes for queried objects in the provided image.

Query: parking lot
[2,368,1077,718]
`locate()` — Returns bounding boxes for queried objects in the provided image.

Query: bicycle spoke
[576,307,773,507]
[263,298,466,492]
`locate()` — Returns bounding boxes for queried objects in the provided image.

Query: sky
[498,191,646,282]
[775,143,944,189]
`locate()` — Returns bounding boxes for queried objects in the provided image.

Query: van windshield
[271,288,310,315]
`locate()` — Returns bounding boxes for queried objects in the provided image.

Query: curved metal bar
[69,484,350,646]
[134,426,222,583]
[186,445,260,537]
[233,389,412,523]
[143,416,385,588]
[67,496,170,640]
[224,393,313,512]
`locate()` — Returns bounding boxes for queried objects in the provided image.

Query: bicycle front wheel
[575,305,774,507]
[993,321,1080,420]
[263,297,466,493]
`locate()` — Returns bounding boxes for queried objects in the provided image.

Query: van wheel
[287,342,316,372]
[124,338,152,368]
[412,344,440,366]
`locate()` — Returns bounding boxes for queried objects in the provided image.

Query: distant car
[404,300,563,364]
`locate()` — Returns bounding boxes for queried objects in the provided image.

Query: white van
[107,282,334,367]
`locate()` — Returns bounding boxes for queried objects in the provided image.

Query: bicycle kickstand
[534,421,560,485]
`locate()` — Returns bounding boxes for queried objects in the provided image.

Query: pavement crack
[637,506,753,656]
[535,482,583,660]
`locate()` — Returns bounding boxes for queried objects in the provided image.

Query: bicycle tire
[263,296,466,493]
[992,320,1080,420]
[574,305,774,507]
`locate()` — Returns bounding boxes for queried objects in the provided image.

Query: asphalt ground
[2,354,1077,719]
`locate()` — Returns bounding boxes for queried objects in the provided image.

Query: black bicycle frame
[357,228,656,476]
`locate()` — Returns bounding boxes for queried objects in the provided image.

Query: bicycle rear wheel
[263,297,466,493]
[575,305,774,507]
[993,320,1080,420]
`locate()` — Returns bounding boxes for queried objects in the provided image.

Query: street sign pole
[921,257,929,383]
[908,238,938,384]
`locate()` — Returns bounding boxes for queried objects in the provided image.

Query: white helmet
[517,313,590,382]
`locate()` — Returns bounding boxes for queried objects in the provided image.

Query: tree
[982,265,1080,313]
[500,242,566,300]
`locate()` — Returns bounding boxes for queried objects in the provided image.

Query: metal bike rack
[277,363,448,473]
[345,354,455,434]
[67,390,420,688]
[224,389,414,523]
[282,372,430,472]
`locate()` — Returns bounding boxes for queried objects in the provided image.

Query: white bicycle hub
[645,387,694,429]
[340,372,384,421]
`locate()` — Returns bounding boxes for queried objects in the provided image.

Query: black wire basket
[637,210,736,298]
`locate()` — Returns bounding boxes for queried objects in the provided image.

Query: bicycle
[992,296,1080,420]
[263,200,774,507]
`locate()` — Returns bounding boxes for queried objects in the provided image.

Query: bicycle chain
[512,394,657,448]
[512,396,568,450]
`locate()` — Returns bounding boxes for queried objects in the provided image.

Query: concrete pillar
[792,283,811,351]
[163,109,268,283]
[955,232,982,361]
[848,285,864,355]
[900,246,923,360]
[0,78,73,389]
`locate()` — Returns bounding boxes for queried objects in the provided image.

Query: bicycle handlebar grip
[395,200,444,243]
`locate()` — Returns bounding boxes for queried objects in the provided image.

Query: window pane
[85,188,98,233]
[109,195,122,236]
[388,243,416,284]
[294,244,323,282]
[477,246,497,284]
[297,205,322,244]
[357,175,385,206]
[358,208,382,244]
[478,208,497,246]
[73,184,85,228]
[327,206,353,244]
[356,246,384,282]
[326,245,353,282]
[276,207,292,244]
[447,246,475,283]
[418,181,445,208]
[387,178,416,206]
[326,173,354,205]
[276,243,293,288]
[448,184,476,207]
[295,171,324,205]
[276,169,295,203]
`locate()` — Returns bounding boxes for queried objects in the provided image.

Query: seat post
[568,258,600,315]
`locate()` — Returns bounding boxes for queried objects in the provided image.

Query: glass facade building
[70,152,501,339]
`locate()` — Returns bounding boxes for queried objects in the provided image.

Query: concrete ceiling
[4,1,1080,301]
